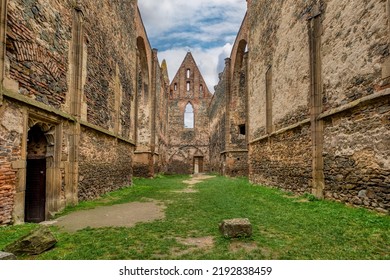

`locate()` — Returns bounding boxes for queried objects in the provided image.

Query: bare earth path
[48,174,215,232]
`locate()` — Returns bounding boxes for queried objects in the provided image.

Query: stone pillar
[224,58,232,152]
[149,48,158,177]
[70,7,84,118]
[114,64,122,135]
[0,0,8,105]
[12,108,28,224]
[265,65,273,134]
[382,0,390,79]
[308,6,325,198]
[243,52,249,146]
[67,6,85,205]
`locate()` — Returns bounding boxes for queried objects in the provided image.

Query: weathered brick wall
[155,60,169,174]
[5,0,72,109]
[78,126,133,201]
[208,72,226,173]
[250,125,312,194]
[1,0,138,225]
[225,151,249,177]
[168,53,212,174]
[323,97,390,212]
[247,0,390,212]
[248,0,312,187]
[229,53,247,151]
[319,0,389,211]
[321,0,388,110]
[82,0,136,135]
[248,0,311,139]
[0,101,23,224]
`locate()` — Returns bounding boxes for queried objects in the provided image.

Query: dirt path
[50,201,165,232]
[47,174,215,232]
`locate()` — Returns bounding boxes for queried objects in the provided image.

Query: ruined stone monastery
[0,0,389,225]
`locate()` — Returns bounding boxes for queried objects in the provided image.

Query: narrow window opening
[186,69,190,79]
[184,102,194,128]
[186,81,190,92]
[174,83,177,91]
[239,124,246,135]
[200,84,203,92]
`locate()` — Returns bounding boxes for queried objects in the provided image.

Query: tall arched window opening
[184,102,194,128]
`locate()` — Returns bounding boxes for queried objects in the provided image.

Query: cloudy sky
[138,0,247,92]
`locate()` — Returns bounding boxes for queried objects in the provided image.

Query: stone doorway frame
[12,111,63,223]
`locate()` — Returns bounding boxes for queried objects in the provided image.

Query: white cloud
[138,0,246,92]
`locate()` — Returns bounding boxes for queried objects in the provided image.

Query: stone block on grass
[4,227,57,256]
[0,251,17,260]
[219,218,252,238]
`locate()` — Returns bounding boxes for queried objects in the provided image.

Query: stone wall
[5,0,72,110]
[83,0,137,136]
[0,0,139,225]
[167,52,212,174]
[208,70,227,174]
[78,126,133,201]
[208,15,249,177]
[250,124,312,194]
[321,0,388,110]
[323,95,390,212]
[0,101,23,225]
[155,60,169,174]
[247,0,390,212]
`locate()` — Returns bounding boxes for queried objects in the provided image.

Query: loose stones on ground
[4,226,57,256]
[219,218,252,238]
[0,251,17,260]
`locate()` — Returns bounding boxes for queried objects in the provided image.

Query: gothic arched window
[184,102,194,128]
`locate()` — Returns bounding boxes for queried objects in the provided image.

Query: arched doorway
[25,124,47,223]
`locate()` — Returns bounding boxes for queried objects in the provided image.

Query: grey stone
[0,251,17,260]
[358,190,367,198]
[219,218,252,238]
[4,227,57,256]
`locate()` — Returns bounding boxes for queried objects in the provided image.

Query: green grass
[1,175,389,260]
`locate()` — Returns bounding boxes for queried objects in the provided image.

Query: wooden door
[25,159,46,223]
[199,157,204,173]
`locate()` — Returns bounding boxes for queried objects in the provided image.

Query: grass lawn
[0,175,389,260]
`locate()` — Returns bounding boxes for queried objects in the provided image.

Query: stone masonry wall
[208,70,227,174]
[323,97,390,212]
[5,0,72,109]
[247,0,390,212]
[248,0,311,140]
[1,0,138,225]
[83,0,136,135]
[78,126,133,201]
[168,53,212,174]
[0,101,23,224]
[321,0,388,110]
[248,0,312,187]
[250,124,312,194]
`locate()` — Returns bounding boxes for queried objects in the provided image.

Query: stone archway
[24,117,59,223]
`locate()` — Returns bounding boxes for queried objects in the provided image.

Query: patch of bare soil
[172,236,215,256]
[173,187,198,193]
[229,241,276,258]
[229,240,258,253]
[53,200,165,232]
[174,174,216,193]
